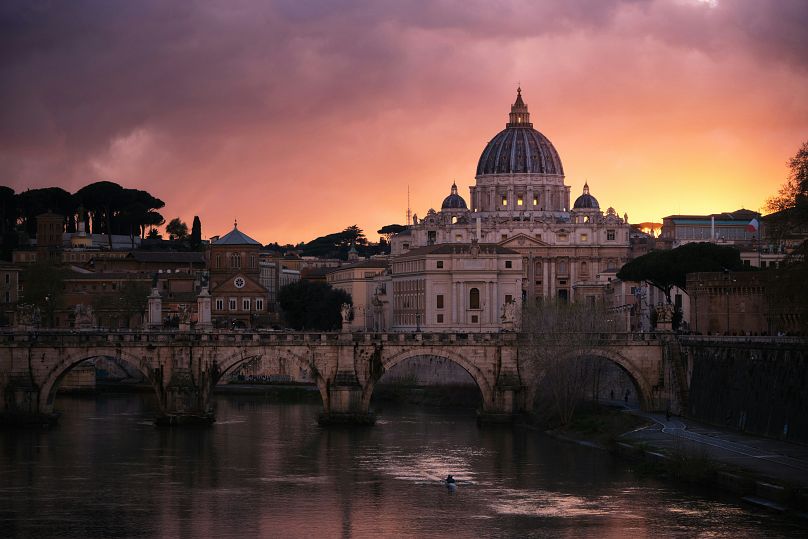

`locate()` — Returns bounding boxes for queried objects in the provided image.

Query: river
[0,393,803,538]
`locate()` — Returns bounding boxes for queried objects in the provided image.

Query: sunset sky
[2,0,807,245]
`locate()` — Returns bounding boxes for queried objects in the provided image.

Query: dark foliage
[191,216,202,247]
[20,261,67,327]
[278,280,351,331]
[617,242,745,302]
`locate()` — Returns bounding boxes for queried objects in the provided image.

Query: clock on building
[233,277,245,289]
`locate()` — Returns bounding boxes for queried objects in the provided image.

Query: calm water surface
[0,394,804,538]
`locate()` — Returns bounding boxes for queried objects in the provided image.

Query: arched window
[469,288,480,309]
[581,261,588,275]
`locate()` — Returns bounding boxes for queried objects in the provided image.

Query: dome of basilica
[441,182,468,210]
[476,88,564,177]
[573,183,599,209]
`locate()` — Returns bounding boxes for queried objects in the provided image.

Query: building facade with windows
[326,259,389,331]
[207,223,269,328]
[387,243,523,332]
[390,88,632,306]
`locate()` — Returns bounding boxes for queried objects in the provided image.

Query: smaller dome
[573,182,599,210]
[441,182,468,210]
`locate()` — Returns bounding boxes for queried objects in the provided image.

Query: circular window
[233,277,245,289]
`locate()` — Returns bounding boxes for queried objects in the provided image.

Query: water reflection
[0,395,804,538]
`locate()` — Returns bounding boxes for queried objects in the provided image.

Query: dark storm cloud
[0,0,806,242]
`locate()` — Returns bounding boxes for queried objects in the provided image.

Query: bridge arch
[214,347,328,410]
[364,346,495,410]
[524,347,652,411]
[39,347,162,413]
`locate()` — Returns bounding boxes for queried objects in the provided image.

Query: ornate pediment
[211,274,266,294]
[498,233,550,248]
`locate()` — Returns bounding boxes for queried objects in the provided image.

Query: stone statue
[178,304,192,324]
[15,304,38,328]
[340,303,352,325]
[469,239,480,258]
[502,300,516,323]
[151,271,159,289]
[655,302,673,323]
[73,304,94,329]
[200,271,209,289]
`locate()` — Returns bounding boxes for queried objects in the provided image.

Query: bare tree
[520,299,618,426]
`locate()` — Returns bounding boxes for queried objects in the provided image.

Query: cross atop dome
[507,86,532,128]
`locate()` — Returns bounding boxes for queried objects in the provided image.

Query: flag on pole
[746,218,759,233]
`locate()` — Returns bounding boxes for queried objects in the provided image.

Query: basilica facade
[390,88,632,311]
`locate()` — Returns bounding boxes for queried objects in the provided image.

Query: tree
[278,280,351,330]
[20,261,66,327]
[75,181,125,250]
[147,228,162,240]
[520,299,618,426]
[766,141,808,213]
[765,141,808,249]
[15,187,75,236]
[299,226,369,259]
[0,187,18,261]
[0,186,16,235]
[762,141,808,332]
[93,280,150,328]
[377,223,406,243]
[191,216,202,247]
[166,218,188,240]
[617,242,745,303]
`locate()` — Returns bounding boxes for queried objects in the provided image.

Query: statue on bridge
[14,304,39,330]
[501,299,517,331]
[73,304,94,329]
[340,303,353,331]
[655,302,674,332]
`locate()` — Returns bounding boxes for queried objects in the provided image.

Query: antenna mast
[406,185,411,225]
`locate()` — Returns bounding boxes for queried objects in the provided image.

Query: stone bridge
[0,330,680,426]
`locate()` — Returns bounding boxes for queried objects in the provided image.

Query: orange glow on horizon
[2,1,806,245]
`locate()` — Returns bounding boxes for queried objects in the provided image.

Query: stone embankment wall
[683,338,808,443]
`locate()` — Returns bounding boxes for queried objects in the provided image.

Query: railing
[0,328,670,347]
[678,335,807,346]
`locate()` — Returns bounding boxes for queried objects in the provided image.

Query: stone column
[196,287,212,330]
[491,281,498,325]
[570,258,577,302]
[543,259,549,298]
[451,282,458,324]
[549,259,556,299]
[147,288,162,329]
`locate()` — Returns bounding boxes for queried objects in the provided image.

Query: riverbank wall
[682,339,808,443]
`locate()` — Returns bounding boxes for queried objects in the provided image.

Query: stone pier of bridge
[0,330,674,426]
